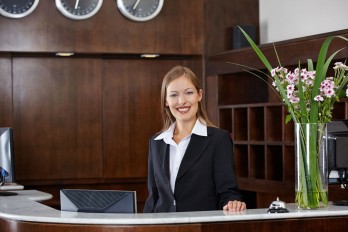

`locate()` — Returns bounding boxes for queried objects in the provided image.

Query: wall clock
[0,0,39,18]
[55,0,103,20]
[116,0,164,22]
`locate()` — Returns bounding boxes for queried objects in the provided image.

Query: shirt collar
[154,119,207,140]
[192,119,208,136]
[154,123,175,140]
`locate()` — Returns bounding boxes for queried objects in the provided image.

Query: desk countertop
[1,190,348,225]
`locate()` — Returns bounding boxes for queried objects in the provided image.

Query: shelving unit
[206,29,348,207]
[221,103,294,191]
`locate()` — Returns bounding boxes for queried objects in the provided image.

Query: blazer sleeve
[143,139,159,213]
[213,130,242,209]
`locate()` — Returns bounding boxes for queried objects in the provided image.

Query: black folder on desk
[60,189,137,213]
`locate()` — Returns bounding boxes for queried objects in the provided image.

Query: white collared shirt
[155,119,207,192]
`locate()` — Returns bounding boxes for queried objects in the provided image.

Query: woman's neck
[173,118,197,144]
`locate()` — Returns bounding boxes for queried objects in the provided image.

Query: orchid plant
[271,62,348,124]
[237,26,348,209]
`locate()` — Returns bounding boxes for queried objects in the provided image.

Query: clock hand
[75,0,80,9]
[133,0,141,10]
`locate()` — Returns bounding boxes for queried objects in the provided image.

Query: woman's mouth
[177,106,190,114]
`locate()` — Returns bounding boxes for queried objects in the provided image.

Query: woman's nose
[178,94,186,104]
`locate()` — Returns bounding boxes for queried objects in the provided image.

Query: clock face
[0,0,39,18]
[117,0,164,22]
[55,0,103,20]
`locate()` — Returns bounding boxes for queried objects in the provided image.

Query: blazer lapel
[175,127,213,181]
[154,140,170,182]
[163,144,170,181]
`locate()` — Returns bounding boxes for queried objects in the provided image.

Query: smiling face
[165,75,202,125]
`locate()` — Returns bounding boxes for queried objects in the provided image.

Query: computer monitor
[0,128,15,183]
[328,120,348,184]
[60,189,137,213]
[327,120,348,206]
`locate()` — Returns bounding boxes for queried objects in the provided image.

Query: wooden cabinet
[206,29,348,207]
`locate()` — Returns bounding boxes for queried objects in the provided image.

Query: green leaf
[337,76,348,97]
[309,36,348,123]
[238,26,348,124]
[238,26,273,72]
[307,59,314,71]
[238,26,300,123]
[285,114,292,124]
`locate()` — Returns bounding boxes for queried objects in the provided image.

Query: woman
[143,66,246,213]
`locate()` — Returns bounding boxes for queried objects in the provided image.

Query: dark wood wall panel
[12,58,103,180]
[10,57,195,182]
[0,0,204,54]
[0,56,12,126]
[205,75,219,125]
[103,60,183,178]
[204,0,259,54]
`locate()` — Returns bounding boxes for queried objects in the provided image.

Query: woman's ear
[198,89,203,101]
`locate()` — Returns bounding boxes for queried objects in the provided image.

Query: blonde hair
[160,66,215,131]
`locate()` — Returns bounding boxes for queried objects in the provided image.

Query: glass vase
[295,123,328,209]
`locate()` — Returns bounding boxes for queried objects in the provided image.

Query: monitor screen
[327,120,348,184]
[0,128,15,183]
[60,189,137,213]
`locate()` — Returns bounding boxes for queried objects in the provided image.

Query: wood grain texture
[0,0,204,54]
[2,216,348,232]
[0,56,12,126]
[12,58,103,180]
[204,0,259,54]
[206,29,348,76]
[11,58,194,181]
[102,59,183,178]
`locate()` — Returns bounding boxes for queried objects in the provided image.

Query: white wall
[259,0,348,44]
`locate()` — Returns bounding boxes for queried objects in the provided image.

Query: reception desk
[1,190,348,232]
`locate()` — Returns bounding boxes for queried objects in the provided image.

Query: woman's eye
[169,93,178,98]
[186,91,194,95]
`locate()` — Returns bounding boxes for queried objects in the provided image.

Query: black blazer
[143,127,242,213]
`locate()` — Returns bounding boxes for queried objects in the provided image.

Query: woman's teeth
[177,107,190,113]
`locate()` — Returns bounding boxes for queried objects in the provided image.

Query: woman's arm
[214,130,246,211]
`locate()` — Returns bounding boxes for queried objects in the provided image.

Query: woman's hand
[223,200,246,212]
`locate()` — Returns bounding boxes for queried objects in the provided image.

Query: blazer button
[173,200,176,206]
